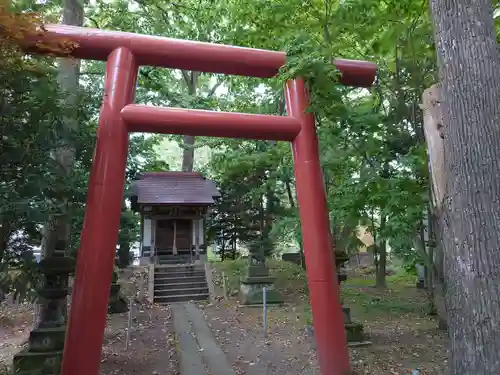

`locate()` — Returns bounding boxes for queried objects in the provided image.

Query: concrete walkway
[171,302,236,375]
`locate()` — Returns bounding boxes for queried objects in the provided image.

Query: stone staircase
[155,249,193,265]
[153,263,210,304]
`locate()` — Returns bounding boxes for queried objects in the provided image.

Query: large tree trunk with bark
[429,1,500,373]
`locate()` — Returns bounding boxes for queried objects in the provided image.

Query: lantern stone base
[305,321,369,347]
[108,270,129,314]
[13,325,66,374]
[416,279,426,289]
[28,326,66,352]
[108,296,128,314]
[239,276,283,305]
[342,307,368,344]
[13,254,74,375]
[345,322,365,343]
[13,348,63,374]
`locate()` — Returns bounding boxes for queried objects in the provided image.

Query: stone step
[155,251,191,256]
[158,259,191,265]
[157,253,191,259]
[154,263,200,269]
[155,272,206,279]
[156,256,191,261]
[155,270,205,278]
[158,255,191,260]
[155,264,202,270]
[157,263,195,268]
[154,287,209,297]
[154,293,209,304]
[154,280,208,289]
[155,277,207,287]
[155,275,205,282]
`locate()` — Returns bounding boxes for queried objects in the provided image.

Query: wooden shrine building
[130,172,220,265]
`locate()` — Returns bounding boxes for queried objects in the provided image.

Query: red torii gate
[30,25,376,375]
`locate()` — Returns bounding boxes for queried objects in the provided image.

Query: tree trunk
[39,0,83,324]
[181,71,199,172]
[41,0,83,259]
[283,178,305,268]
[429,1,500,373]
[231,237,237,260]
[375,242,387,288]
[0,222,11,264]
[430,210,448,331]
[219,239,226,261]
[422,214,436,313]
[375,216,387,289]
[284,178,295,208]
[421,80,448,330]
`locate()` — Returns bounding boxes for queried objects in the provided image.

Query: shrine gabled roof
[130,171,220,205]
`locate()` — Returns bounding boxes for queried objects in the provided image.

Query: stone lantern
[239,241,283,305]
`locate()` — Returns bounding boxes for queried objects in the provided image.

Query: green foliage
[196,0,435,272]
[207,140,287,259]
[0,2,170,296]
[0,8,79,298]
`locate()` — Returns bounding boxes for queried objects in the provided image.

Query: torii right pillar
[285,69,374,374]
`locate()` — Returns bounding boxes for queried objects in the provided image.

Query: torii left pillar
[26,24,376,375]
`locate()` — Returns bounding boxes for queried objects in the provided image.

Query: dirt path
[100,303,179,375]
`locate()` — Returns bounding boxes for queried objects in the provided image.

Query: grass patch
[212,259,428,323]
[342,287,427,317]
[211,258,307,297]
[387,271,417,285]
[345,271,416,288]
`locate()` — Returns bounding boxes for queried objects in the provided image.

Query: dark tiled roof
[130,171,220,205]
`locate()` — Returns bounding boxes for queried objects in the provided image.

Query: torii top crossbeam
[30,25,376,86]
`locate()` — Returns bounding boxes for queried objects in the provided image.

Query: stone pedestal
[108,269,129,314]
[342,307,365,343]
[415,263,426,290]
[13,255,75,375]
[416,279,426,289]
[239,249,283,305]
[336,250,368,344]
[240,276,283,305]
